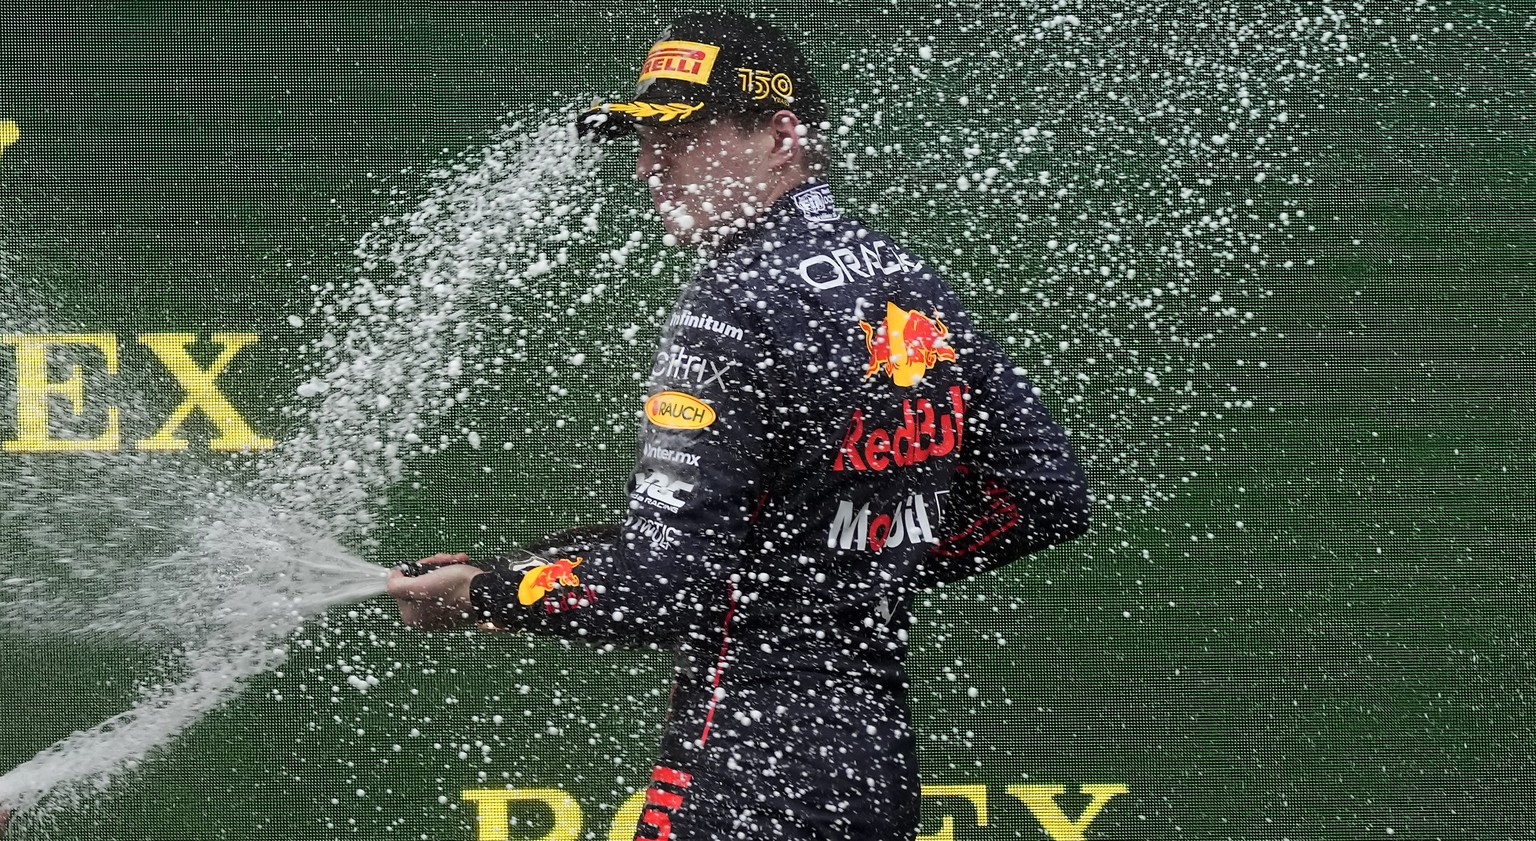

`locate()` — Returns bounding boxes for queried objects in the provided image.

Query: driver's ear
[766,110,802,168]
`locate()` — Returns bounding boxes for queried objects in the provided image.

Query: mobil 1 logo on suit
[826,490,948,553]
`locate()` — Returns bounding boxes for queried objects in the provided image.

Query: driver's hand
[386,553,483,631]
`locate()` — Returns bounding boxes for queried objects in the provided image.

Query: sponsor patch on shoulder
[517,557,584,606]
[645,391,716,430]
[792,183,840,223]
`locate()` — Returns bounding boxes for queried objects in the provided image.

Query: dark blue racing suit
[470,181,1090,840]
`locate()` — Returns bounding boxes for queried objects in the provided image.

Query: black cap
[579,12,827,139]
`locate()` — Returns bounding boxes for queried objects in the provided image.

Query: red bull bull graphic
[517,557,584,606]
[861,302,957,387]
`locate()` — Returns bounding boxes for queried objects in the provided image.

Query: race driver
[388,12,1090,840]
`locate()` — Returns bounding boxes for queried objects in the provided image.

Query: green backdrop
[0,2,1531,840]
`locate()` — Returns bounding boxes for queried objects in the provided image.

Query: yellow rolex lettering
[3,333,121,452]
[0,119,18,161]
[607,788,648,841]
[135,333,273,451]
[916,784,989,841]
[1007,784,1128,841]
[462,788,583,841]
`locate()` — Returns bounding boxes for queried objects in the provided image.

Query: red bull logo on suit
[834,385,967,471]
[861,302,957,387]
[517,558,584,606]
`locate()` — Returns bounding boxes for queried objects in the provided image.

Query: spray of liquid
[0,2,1457,829]
[0,114,605,819]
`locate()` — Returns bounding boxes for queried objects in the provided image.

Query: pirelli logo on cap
[639,40,720,86]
